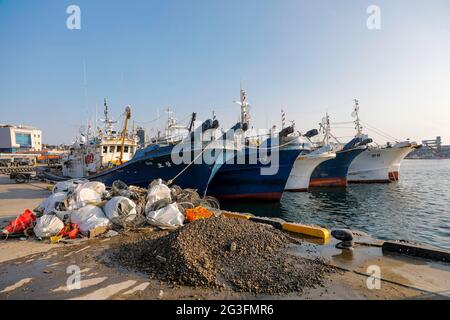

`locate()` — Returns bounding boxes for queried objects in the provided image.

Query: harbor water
[222,159,450,250]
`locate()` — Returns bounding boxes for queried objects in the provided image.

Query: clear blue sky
[1,0,449,145]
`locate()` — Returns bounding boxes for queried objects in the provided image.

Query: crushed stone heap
[108,216,334,294]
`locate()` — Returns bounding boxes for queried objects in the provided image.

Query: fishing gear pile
[1,178,220,241]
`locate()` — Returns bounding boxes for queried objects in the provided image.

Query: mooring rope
[167,147,209,186]
[168,136,300,186]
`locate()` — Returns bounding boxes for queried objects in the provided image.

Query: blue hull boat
[206,147,301,202]
[309,147,366,187]
[89,144,214,194]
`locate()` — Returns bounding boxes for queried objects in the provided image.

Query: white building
[0,124,42,152]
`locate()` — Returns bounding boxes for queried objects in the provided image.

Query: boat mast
[165,107,174,138]
[188,112,197,132]
[325,113,331,145]
[235,83,250,131]
[320,113,332,146]
[353,99,363,138]
[241,87,249,129]
[119,106,132,164]
[104,98,110,133]
[102,98,117,136]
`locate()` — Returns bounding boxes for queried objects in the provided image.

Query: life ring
[85,153,94,165]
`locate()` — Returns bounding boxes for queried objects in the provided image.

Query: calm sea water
[221,159,450,250]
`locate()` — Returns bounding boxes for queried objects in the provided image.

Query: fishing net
[104,179,220,231]
[107,181,148,229]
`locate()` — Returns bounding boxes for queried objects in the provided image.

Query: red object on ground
[2,209,37,234]
[58,223,80,239]
[185,206,214,222]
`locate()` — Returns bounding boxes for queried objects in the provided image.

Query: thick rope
[168,136,300,185]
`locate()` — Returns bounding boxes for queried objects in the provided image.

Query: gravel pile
[107,216,334,294]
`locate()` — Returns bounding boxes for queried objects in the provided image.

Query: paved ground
[0,175,449,300]
[0,233,428,300]
[0,175,51,219]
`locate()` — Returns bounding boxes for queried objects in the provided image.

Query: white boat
[347,100,420,183]
[285,144,336,191]
[279,110,337,192]
[348,141,419,183]
[62,100,139,179]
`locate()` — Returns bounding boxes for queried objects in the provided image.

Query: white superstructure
[62,100,138,178]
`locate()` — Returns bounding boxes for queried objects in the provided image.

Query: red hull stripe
[309,177,347,187]
[215,192,283,201]
[389,171,399,182]
[285,188,308,192]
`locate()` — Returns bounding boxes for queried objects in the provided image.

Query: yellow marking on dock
[222,212,252,220]
[282,222,330,241]
[222,211,330,242]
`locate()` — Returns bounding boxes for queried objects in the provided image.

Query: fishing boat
[285,144,336,192]
[279,109,337,192]
[309,113,367,188]
[62,99,138,179]
[347,100,421,183]
[206,88,303,201]
[207,137,302,201]
[88,112,227,194]
[60,101,231,195]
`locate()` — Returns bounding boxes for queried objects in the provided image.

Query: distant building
[0,124,42,152]
[136,126,148,148]
[422,136,442,153]
[407,136,450,159]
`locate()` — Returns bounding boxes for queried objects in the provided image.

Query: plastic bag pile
[31,178,220,239]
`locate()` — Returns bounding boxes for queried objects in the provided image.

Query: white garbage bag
[52,179,87,194]
[147,180,171,207]
[81,182,106,195]
[146,203,184,229]
[103,197,137,222]
[71,182,106,208]
[34,215,64,238]
[36,192,68,215]
[70,205,110,234]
